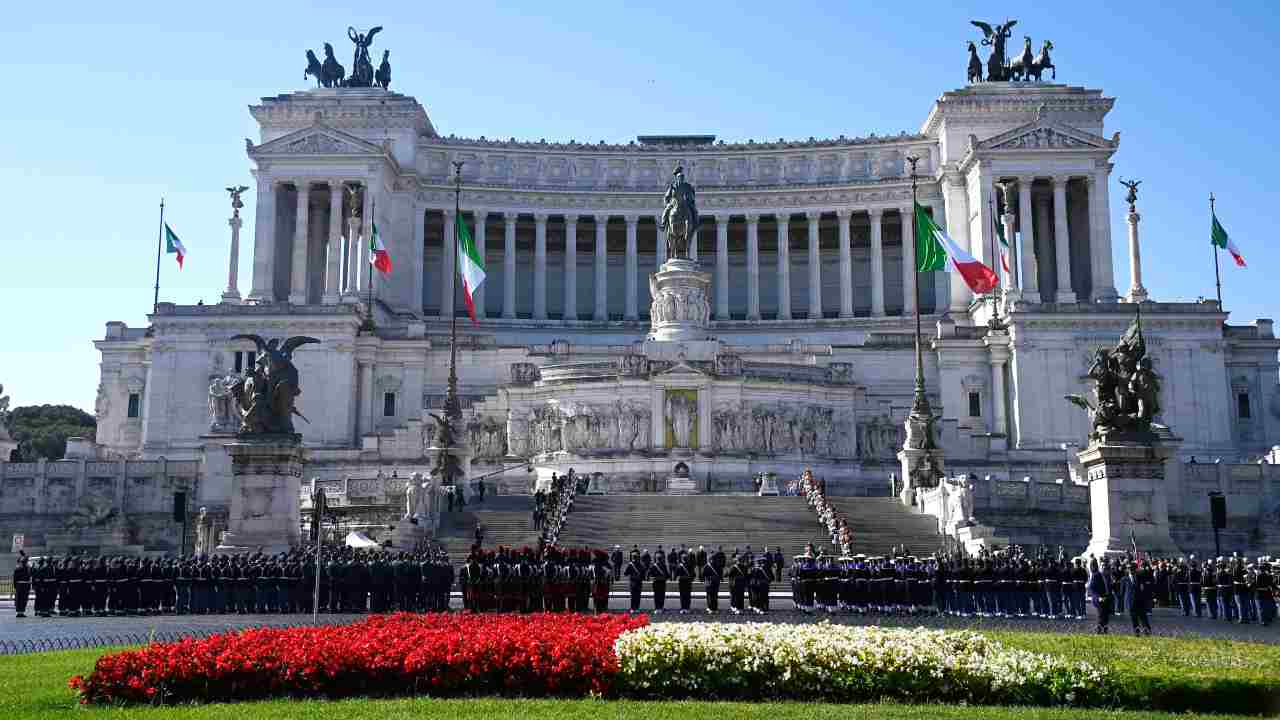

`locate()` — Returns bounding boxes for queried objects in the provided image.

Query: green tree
[4,405,96,462]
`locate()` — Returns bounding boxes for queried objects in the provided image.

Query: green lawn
[3,630,1277,720]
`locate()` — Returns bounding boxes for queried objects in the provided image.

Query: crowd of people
[799,469,852,554]
[9,547,456,618]
[534,470,578,546]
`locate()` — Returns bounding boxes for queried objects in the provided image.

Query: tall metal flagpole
[906,156,931,421]
[988,196,1002,327]
[364,195,376,330]
[443,161,464,491]
[1210,192,1223,310]
[153,198,166,312]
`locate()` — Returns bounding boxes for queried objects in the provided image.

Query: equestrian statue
[659,165,699,260]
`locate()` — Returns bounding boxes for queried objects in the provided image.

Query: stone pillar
[473,212,487,318]
[1126,204,1149,303]
[594,214,608,321]
[411,204,425,315]
[343,207,361,303]
[1091,167,1120,302]
[1080,438,1183,559]
[988,340,1010,451]
[1034,191,1053,299]
[289,180,311,305]
[248,177,277,303]
[776,214,791,320]
[900,205,916,315]
[1052,176,1076,303]
[944,173,971,313]
[223,204,244,305]
[563,215,577,321]
[533,213,548,320]
[746,213,761,321]
[656,224,667,267]
[503,212,517,319]
[322,181,343,305]
[624,215,639,320]
[217,440,304,554]
[1017,177,1038,299]
[441,210,456,318]
[358,360,374,438]
[999,183,1019,298]
[689,220,699,261]
[715,214,729,320]
[869,208,885,317]
[357,185,373,296]
[805,211,822,319]
[837,209,854,318]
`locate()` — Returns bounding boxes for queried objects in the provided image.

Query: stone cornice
[920,83,1115,137]
[427,132,930,154]
[250,89,435,135]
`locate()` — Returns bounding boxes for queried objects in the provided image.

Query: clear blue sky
[2,1,1277,411]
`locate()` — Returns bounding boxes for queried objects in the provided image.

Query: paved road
[0,595,1275,653]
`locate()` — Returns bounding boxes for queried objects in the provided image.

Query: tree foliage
[4,404,96,462]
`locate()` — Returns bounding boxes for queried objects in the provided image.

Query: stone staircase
[554,494,942,558]
[433,495,539,562]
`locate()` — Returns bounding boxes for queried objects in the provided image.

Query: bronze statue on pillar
[228,335,320,437]
[1065,309,1162,441]
[659,165,698,260]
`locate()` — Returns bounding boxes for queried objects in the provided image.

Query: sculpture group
[1065,313,1162,439]
[968,20,1055,83]
[304,26,392,89]
[225,335,320,437]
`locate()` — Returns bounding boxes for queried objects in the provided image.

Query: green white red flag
[1211,211,1245,268]
[164,224,186,269]
[914,202,998,294]
[370,222,393,274]
[457,215,486,323]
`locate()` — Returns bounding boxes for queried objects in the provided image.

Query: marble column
[689,220,698,261]
[806,211,822,319]
[247,177,276,303]
[441,210,456,318]
[344,207,360,302]
[322,181,343,304]
[1052,176,1076,303]
[223,202,244,305]
[473,212,487,318]
[357,185,373,296]
[869,208,885,317]
[1034,191,1053,298]
[533,213,548,320]
[837,209,853,318]
[1017,177,1038,299]
[1126,203,1148,303]
[502,212,517,319]
[594,214,608,321]
[358,361,374,438]
[776,214,791,320]
[714,214,729,319]
[1090,169,1120,301]
[624,215,639,320]
[746,213,761,321]
[900,205,916,315]
[944,173,971,313]
[288,181,311,305]
[656,224,667,267]
[998,182,1019,297]
[989,344,1010,437]
[412,204,425,316]
[563,215,577,321]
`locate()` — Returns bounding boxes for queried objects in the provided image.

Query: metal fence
[0,619,359,656]
[0,576,11,600]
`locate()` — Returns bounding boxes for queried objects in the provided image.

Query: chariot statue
[346,25,382,88]
[659,165,698,260]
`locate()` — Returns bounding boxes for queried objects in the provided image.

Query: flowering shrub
[614,622,1114,707]
[70,612,648,705]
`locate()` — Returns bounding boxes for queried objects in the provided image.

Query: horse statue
[1029,40,1055,81]
[320,42,345,88]
[971,19,1016,82]
[659,165,698,260]
[1007,36,1035,81]
[304,50,324,87]
[375,49,392,90]
[966,41,983,83]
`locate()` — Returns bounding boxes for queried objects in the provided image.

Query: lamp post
[906,156,934,437]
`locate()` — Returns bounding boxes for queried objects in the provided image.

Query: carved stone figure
[506,408,531,457]
[208,374,238,433]
[617,354,648,377]
[66,494,117,530]
[228,334,320,436]
[403,479,417,520]
[666,393,696,448]
[94,383,110,422]
[467,415,508,459]
[659,166,698,260]
[194,506,210,556]
[714,353,743,377]
[510,362,540,385]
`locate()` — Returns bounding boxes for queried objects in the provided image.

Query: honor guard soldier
[623,553,645,614]
[591,550,613,613]
[727,555,749,614]
[674,552,694,614]
[748,557,771,614]
[13,554,30,618]
[702,556,721,613]
[648,554,669,613]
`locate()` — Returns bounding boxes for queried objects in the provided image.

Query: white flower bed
[614,622,1110,706]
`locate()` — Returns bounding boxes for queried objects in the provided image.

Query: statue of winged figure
[347,25,383,88]
[971,19,1017,81]
[227,185,249,218]
[228,335,320,436]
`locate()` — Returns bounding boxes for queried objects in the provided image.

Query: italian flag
[370,222,393,274]
[994,216,1011,273]
[915,202,998,294]
[1211,211,1246,267]
[457,214,486,324]
[164,224,186,269]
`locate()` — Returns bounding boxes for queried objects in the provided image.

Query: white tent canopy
[344,531,380,549]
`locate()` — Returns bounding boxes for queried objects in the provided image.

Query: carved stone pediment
[979,119,1116,152]
[250,126,386,158]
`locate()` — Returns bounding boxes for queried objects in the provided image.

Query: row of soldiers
[1151,555,1276,626]
[10,548,456,618]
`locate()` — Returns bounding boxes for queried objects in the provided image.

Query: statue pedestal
[428,444,473,498]
[897,412,945,506]
[649,259,712,342]
[1079,434,1182,559]
[216,438,304,554]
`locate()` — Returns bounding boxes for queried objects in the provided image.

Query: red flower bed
[70,612,648,705]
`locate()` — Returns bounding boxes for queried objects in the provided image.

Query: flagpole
[153,198,165,312]
[1210,192,1223,310]
[906,156,930,421]
[987,196,1001,328]
[365,196,376,330]
[443,160,464,492]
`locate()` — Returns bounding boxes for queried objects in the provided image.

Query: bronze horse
[966,41,983,83]
[304,50,324,87]
[1008,36,1035,81]
[321,42,345,88]
[1030,40,1055,81]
